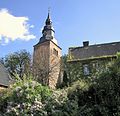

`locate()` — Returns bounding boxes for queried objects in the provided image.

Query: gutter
[67,55,117,62]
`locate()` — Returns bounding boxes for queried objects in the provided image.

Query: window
[53,48,58,56]
[83,64,90,75]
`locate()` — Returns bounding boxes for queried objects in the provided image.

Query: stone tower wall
[33,41,50,85]
[48,41,62,89]
[33,41,62,89]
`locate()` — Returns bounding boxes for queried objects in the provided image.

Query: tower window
[53,48,58,56]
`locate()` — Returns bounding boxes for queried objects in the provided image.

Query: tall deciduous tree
[3,50,31,79]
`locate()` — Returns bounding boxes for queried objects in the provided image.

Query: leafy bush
[67,54,120,115]
[46,89,79,116]
[1,53,120,116]
[0,79,52,116]
[0,79,79,116]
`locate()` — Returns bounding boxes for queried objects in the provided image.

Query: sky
[0,0,120,57]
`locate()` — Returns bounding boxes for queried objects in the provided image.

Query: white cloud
[0,8,36,45]
[30,25,34,28]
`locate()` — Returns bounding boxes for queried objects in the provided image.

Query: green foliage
[0,79,52,116]
[117,52,120,59]
[66,55,120,115]
[62,55,84,86]
[1,54,120,115]
[0,78,80,116]
[46,89,79,116]
[60,55,69,87]
[3,49,31,79]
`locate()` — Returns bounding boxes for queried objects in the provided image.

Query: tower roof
[38,10,58,45]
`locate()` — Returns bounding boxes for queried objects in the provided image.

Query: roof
[0,62,11,87]
[69,41,120,61]
[34,39,62,50]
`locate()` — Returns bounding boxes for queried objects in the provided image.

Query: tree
[3,49,31,79]
[61,55,83,86]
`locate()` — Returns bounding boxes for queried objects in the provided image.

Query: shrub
[1,53,120,116]
[46,89,79,116]
[66,54,120,115]
[0,78,79,116]
[0,79,52,116]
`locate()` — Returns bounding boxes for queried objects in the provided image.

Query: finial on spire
[46,7,52,25]
[47,7,51,19]
[48,7,50,14]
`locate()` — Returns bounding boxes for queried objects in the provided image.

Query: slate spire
[45,10,52,25]
[39,10,58,45]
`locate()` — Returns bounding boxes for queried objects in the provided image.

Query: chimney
[83,41,89,47]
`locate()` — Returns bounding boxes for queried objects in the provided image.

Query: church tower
[33,11,62,89]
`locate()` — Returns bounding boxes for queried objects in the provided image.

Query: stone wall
[33,41,50,85]
[48,41,62,88]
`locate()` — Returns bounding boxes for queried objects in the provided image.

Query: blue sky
[0,0,120,57]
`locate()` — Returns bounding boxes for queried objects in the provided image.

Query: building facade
[68,41,120,76]
[33,12,62,89]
